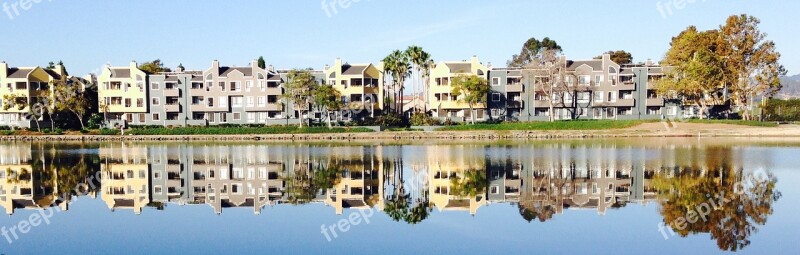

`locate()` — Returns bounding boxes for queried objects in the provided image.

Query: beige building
[0,62,70,128]
[100,144,150,215]
[98,61,149,127]
[427,56,489,121]
[324,58,384,118]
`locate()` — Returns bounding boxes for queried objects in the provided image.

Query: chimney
[251,59,259,69]
[487,62,493,69]
[603,53,612,63]
[0,61,7,78]
[130,60,138,70]
[175,65,184,73]
[324,64,330,72]
[268,65,274,72]
[212,60,220,74]
[646,59,654,66]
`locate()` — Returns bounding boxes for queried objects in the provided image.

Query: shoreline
[2,123,799,142]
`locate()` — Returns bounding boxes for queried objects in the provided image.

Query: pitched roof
[191,75,203,81]
[43,69,62,79]
[7,68,33,79]
[341,64,368,75]
[445,63,472,73]
[219,67,253,77]
[567,60,602,71]
[110,68,131,78]
[267,73,282,81]
[165,75,180,82]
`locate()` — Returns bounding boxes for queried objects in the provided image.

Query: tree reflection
[653,148,782,252]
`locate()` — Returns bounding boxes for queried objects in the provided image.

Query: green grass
[437,120,647,131]
[125,126,375,135]
[683,119,779,127]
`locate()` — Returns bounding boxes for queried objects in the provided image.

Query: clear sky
[1,0,798,77]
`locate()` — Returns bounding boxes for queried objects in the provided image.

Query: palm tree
[406,46,432,114]
[382,50,411,114]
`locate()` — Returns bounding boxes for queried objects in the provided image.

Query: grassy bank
[125,126,374,135]
[436,120,647,131]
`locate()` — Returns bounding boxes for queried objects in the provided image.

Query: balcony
[163,87,181,97]
[164,103,181,112]
[609,98,635,107]
[616,84,635,91]
[506,83,524,92]
[646,98,664,106]
[507,100,524,109]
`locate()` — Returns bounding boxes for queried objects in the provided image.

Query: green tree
[450,74,490,124]
[509,37,562,67]
[405,46,432,113]
[313,84,343,128]
[52,79,92,129]
[257,56,266,69]
[595,50,633,65]
[382,50,411,113]
[3,94,42,131]
[138,59,172,74]
[283,69,319,128]
[719,14,787,120]
[658,27,726,119]
[450,169,487,198]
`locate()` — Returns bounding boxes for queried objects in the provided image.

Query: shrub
[410,113,441,126]
[87,113,104,129]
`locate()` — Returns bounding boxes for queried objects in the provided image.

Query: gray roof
[567,60,602,71]
[507,70,522,77]
[191,75,203,81]
[219,67,253,77]
[267,73,282,81]
[620,68,634,75]
[342,64,368,75]
[110,68,131,78]
[165,76,179,82]
[445,63,472,73]
[7,68,33,79]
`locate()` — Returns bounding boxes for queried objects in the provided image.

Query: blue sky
[1,0,798,76]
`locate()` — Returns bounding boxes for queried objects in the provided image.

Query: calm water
[0,138,798,254]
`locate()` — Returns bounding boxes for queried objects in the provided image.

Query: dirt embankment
[0,123,798,142]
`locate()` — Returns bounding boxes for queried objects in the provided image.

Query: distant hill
[777,75,800,99]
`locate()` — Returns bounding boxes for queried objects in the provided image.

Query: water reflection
[0,142,781,251]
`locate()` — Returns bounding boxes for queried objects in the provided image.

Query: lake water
[0,138,798,254]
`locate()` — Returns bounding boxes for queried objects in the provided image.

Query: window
[138,114,145,123]
[231,82,240,91]
[208,98,214,107]
[246,96,254,107]
[607,92,617,102]
[594,91,603,102]
[491,93,501,102]
[595,75,603,86]
[152,97,160,105]
[136,98,143,108]
[151,82,160,90]
[247,112,255,123]
[246,81,252,88]
[152,113,160,121]
[220,113,227,123]
[233,113,241,120]
[219,82,226,91]
[219,97,227,108]
[610,75,617,86]
[258,96,265,107]
[231,97,243,107]
[579,75,590,86]
[492,77,500,86]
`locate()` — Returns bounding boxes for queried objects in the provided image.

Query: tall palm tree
[383,50,411,114]
[406,46,432,114]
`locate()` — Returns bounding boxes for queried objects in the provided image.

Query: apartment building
[98,61,149,128]
[0,62,71,128]
[324,58,384,119]
[427,56,489,122]
[487,54,670,121]
[99,145,150,215]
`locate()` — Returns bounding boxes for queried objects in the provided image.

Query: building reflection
[0,142,780,252]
